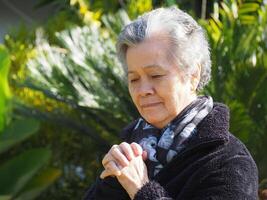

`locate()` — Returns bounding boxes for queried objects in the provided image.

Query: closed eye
[151,75,164,78]
[130,78,139,83]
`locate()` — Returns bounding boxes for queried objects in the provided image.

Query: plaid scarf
[131,96,213,178]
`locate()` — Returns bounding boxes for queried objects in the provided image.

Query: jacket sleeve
[133,180,172,200]
[134,155,258,200]
[83,176,130,200]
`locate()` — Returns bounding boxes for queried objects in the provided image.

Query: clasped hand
[100,142,149,199]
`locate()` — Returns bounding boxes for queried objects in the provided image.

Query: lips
[140,102,162,108]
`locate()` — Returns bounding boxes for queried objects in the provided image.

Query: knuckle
[121,142,132,153]
[102,154,108,165]
[106,161,114,170]
[111,147,119,155]
[110,149,122,161]
[111,144,118,150]
[120,142,129,148]
[131,142,139,148]
[110,145,119,154]
[107,161,118,171]
[105,162,111,170]
[110,150,116,159]
[131,142,139,149]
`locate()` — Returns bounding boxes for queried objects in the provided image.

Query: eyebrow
[127,64,165,74]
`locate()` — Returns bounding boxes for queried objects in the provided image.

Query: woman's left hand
[117,155,149,199]
[100,143,149,199]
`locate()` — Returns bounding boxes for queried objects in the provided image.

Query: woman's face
[126,37,197,128]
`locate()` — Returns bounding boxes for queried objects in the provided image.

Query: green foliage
[0,45,11,132]
[15,167,61,200]
[0,119,61,200]
[1,34,61,200]
[0,148,50,195]
[20,11,138,151]
[126,0,152,18]
[201,0,267,179]
[7,11,136,198]
[0,119,39,154]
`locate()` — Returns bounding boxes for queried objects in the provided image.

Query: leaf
[0,196,11,200]
[0,119,40,154]
[209,18,222,42]
[14,168,61,200]
[239,15,257,24]
[220,2,234,22]
[0,46,10,87]
[238,3,260,15]
[0,148,51,196]
[0,45,11,132]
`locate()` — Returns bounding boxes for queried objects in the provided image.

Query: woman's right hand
[100,142,144,178]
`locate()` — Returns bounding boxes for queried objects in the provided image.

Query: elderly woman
[83,7,258,200]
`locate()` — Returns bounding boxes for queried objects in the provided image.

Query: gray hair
[116,6,211,91]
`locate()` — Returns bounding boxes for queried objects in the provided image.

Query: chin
[143,114,166,127]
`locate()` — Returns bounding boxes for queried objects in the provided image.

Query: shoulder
[190,101,258,186]
[187,133,259,199]
[216,134,258,198]
[205,132,258,188]
[223,132,258,172]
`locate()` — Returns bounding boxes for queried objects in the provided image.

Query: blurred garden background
[0,0,266,199]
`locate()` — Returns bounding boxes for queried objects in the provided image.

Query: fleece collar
[193,102,230,143]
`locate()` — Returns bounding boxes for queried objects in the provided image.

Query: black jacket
[83,103,258,200]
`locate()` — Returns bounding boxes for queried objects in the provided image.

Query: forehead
[126,37,173,72]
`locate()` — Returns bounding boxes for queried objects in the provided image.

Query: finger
[100,161,121,179]
[106,160,122,172]
[100,170,109,179]
[102,144,119,166]
[111,147,129,167]
[130,142,143,156]
[100,169,121,179]
[102,153,110,166]
[119,142,135,161]
[142,151,148,161]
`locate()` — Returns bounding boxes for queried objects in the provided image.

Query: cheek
[158,79,187,113]
[155,83,177,110]
[163,89,180,113]
[158,77,179,100]
[168,83,192,112]
[128,87,139,106]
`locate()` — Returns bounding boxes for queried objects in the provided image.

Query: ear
[190,63,201,92]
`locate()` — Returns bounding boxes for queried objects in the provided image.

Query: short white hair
[116,6,211,91]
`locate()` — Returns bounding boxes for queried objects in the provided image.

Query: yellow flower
[79,5,88,15]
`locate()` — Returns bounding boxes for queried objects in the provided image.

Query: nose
[137,79,155,97]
